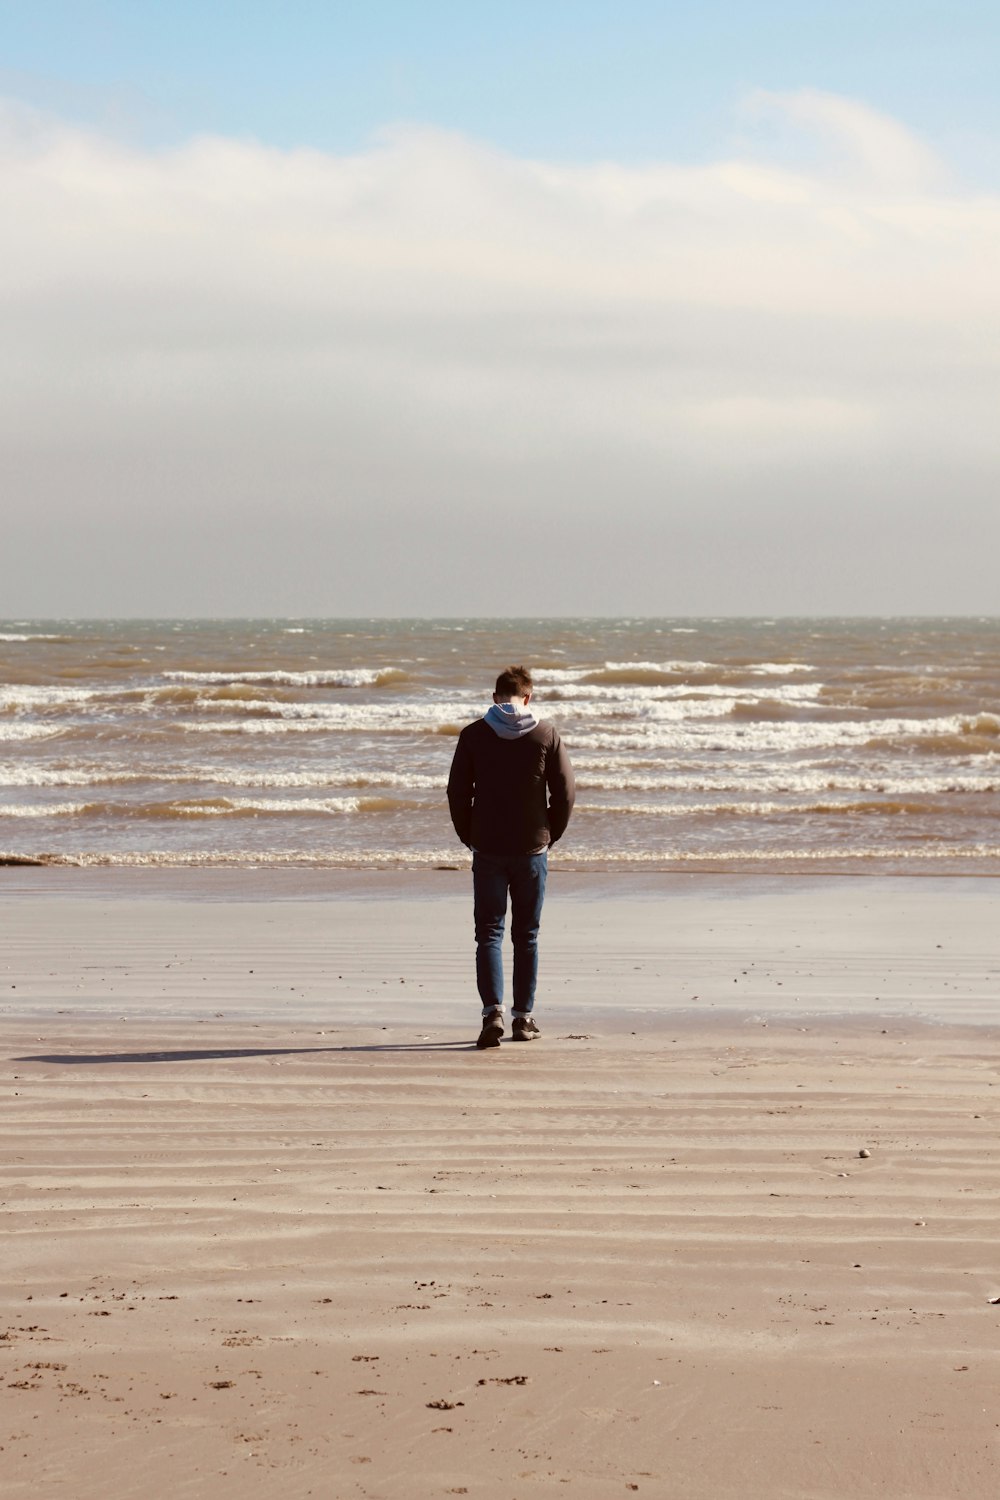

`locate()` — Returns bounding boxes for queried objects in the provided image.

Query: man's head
[494,664,533,705]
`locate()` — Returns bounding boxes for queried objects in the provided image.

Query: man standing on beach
[447,665,575,1049]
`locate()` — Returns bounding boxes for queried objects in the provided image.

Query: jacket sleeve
[545,731,575,845]
[446,731,474,846]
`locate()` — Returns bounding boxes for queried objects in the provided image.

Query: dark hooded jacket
[447,706,575,855]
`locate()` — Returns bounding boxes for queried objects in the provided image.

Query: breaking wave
[0,685,102,711]
[540,660,815,689]
[570,766,995,795]
[0,633,70,643]
[0,723,63,741]
[163,667,410,689]
[0,764,445,791]
[137,684,291,706]
[866,713,1000,757]
[0,795,424,820]
[2,801,89,818]
[5,844,1000,870]
[576,799,941,818]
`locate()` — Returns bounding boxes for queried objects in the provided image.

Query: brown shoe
[476,1012,504,1049]
[512,1017,540,1042]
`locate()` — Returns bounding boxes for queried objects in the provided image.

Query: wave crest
[163,667,409,689]
[0,795,424,820]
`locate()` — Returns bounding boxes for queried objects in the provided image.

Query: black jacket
[447,717,575,855]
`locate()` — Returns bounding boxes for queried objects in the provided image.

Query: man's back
[447,716,574,855]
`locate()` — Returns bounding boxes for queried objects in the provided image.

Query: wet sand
[2,874,999,1497]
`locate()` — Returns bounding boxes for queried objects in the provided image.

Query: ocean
[1,617,998,873]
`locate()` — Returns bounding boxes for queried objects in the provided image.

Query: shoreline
[4,862,1000,896]
[4,856,1000,880]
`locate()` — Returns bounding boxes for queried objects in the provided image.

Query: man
[447,665,575,1049]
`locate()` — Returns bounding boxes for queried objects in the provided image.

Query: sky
[3,1,1000,617]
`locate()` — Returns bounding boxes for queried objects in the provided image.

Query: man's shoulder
[530,718,560,743]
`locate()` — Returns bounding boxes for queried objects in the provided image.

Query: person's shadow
[13,1040,476,1064]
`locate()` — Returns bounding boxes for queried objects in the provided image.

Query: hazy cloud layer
[3,90,998,615]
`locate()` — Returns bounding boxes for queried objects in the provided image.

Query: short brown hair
[495,665,533,698]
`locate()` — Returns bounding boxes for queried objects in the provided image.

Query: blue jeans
[472,850,548,1017]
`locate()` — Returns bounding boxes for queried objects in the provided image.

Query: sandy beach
[2,872,999,1497]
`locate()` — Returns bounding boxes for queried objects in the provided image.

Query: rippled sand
[2,874,999,1497]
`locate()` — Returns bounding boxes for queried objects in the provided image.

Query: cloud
[742,88,947,190]
[2,92,999,613]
